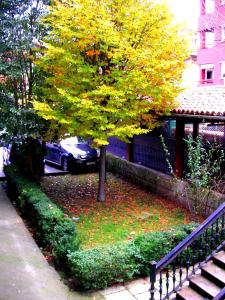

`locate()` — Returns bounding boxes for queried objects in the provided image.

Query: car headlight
[96,149,100,157]
[73,153,80,159]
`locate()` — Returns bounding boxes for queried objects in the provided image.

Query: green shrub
[68,242,140,289]
[53,219,80,266]
[67,223,198,290]
[4,164,79,265]
[133,223,198,275]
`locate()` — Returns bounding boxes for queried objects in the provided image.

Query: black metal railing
[149,202,225,300]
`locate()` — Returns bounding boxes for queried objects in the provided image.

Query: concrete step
[176,286,206,300]
[213,251,225,269]
[201,261,225,287]
[189,274,221,299]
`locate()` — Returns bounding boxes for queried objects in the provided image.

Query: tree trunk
[28,48,33,104]
[97,145,106,201]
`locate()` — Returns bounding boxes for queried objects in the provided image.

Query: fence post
[175,119,185,177]
[149,261,157,300]
[127,137,133,162]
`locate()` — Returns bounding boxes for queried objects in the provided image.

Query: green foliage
[0,0,50,156]
[0,0,48,104]
[133,223,198,276]
[34,0,189,201]
[67,223,198,290]
[68,242,139,289]
[9,137,45,183]
[53,219,80,265]
[161,134,225,215]
[185,135,225,214]
[4,164,79,265]
[0,0,50,182]
[34,0,189,146]
[160,134,174,176]
[185,135,225,189]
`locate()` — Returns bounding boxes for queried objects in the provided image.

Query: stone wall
[106,153,225,216]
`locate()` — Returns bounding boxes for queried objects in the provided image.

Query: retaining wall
[106,153,225,216]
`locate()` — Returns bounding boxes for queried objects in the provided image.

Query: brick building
[198,0,225,85]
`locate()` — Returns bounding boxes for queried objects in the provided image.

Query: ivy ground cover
[41,172,192,249]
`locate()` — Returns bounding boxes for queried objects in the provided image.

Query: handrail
[213,287,225,300]
[150,202,225,300]
[156,202,225,271]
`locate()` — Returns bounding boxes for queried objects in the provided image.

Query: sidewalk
[0,184,102,300]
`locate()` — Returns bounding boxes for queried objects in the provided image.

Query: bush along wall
[5,164,198,290]
[4,164,79,267]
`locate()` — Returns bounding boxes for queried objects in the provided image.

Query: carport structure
[171,86,225,177]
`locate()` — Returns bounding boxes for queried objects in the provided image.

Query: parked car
[44,137,100,172]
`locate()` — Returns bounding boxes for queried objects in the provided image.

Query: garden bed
[41,172,193,249]
[5,165,199,290]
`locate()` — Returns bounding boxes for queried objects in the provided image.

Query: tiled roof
[173,86,225,116]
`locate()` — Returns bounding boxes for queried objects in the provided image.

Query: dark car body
[44,137,100,171]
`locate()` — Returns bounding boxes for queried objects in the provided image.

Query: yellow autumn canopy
[34,0,189,146]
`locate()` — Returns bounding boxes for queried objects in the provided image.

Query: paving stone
[124,278,149,295]
[103,290,136,300]
[99,284,126,296]
[134,291,150,300]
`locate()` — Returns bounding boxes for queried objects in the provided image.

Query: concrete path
[0,185,102,300]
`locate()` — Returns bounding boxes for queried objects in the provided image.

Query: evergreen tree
[0,0,49,181]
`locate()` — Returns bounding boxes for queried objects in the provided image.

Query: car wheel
[61,158,69,171]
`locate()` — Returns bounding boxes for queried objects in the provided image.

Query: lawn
[41,172,193,249]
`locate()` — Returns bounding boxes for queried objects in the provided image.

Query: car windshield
[60,137,87,147]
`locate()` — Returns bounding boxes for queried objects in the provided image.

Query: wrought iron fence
[149,202,225,300]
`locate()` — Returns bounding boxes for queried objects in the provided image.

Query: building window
[205,29,214,47]
[205,0,215,13]
[220,62,225,79]
[200,64,214,84]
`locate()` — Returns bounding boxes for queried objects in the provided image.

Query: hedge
[5,164,198,290]
[4,164,79,266]
[67,223,198,289]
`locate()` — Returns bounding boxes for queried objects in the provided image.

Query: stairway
[176,250,225,300]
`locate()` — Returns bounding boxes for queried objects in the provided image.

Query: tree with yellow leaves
[34,0,189,201]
